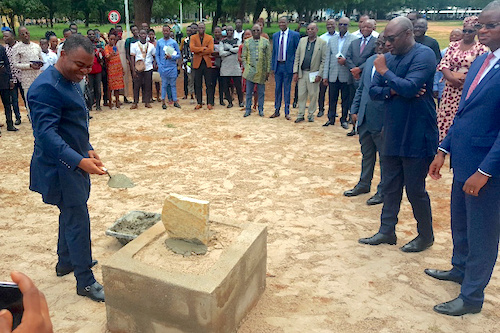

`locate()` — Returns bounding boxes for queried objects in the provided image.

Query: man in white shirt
[39,38,58,71]
[353,15,380,38]
[130,29,156,109]
[233,19,244,45]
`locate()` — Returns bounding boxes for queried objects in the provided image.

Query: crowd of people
[0,1,499,324]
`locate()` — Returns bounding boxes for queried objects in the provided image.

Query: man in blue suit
[28,34,106,302]
[270,17,300,120]
[426,1,500,316]
[359,17,438,253]
[343,33,387,206]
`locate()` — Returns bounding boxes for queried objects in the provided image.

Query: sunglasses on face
[462,29,476,34]
[385,29,408,43]
[251,29,260,32]
[474,22,500,30]
[338,23,349,26]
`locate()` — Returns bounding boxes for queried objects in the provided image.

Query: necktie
[278,32,285,61]
[466,53,495,100]
[360,38,367,54]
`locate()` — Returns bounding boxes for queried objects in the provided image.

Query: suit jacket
[350,55,384,131]
[370,43,438,158]
[292,37,327,79]
[346,36,377,71]
[323,32,357,83]
[189,33,214,69]
[271,29,300,73]
[28,66,93,207]
[440,53,500,182]
[0,45,12,90]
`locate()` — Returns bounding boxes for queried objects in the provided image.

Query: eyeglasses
[251,29,260,32]
[338,23,349,26]
[462,29,476,34]
[385,29,408,43]
[474,22,500,30]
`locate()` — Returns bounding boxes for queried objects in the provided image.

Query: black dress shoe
[15,119,21,125]
[359,232,397,245]
[173,102,181,108]
[56,260,98,277]
[220,101,226,106]
[293,102,297,108]
[227,103,233,108]
[162,104,167,110]
[433,297,481,316]
[347,128,357,136]
[400,236,433,253]
[341,121,349,129]
[424,269,463,284]
[295,117,304,123]
[366,193,383,205]
[270,113,280,118]
[77,281,105,302]
[344,185,370,197]
[323,121,334,127]
[317,110,324,117]
[7,126,18,131]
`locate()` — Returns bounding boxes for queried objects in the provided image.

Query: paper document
[309,71,319,83]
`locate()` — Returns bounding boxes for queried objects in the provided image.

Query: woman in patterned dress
[437,16,488,142]
[104,31,125,109]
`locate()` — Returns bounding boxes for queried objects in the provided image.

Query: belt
[278,61,286,63]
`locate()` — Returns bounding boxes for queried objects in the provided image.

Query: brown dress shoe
[130,104,138,109]
[194,104,202,110]
[145,103,152,108]
[207,104,213,110]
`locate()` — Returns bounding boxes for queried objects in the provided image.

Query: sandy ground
[1,74,499,333]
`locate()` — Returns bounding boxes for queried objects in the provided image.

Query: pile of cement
[165,238,208,256]
[106,211,161,245]
[108,174,135,188]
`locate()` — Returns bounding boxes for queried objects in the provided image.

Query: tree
[134,0,154,26]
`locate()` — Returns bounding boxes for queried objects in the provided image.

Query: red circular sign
[108,10,121,24]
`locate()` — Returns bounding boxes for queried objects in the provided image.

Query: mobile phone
[0,282,23,329]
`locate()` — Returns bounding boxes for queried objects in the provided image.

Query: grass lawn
[22,20,462,49]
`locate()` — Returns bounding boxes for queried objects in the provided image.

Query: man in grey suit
[346,19,378,136]
[322,17,357,129]
[292,23,327,123]
[344,33,387,205]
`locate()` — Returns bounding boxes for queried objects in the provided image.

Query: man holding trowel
[27,34,106,302]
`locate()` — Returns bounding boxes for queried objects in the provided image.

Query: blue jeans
[274,62,293,115]
[245,81,265,114]
[161,75,177,102]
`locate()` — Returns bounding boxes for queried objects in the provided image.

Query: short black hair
[45,31,56,40]
[191,23,198,27]
[63,28,71,34]
[87,29,94,34]
[62,34,93,54]
[148,29,155,34]
[130,24,137,29]
[69,22,77,28]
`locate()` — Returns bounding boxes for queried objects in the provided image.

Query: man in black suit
[358,17,438,253]
[346,19,378,136]
[0,44,17,133]
[344,33,386,206]
[413,18,442,63]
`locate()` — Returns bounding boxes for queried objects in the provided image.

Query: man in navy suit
[344,33,386,206]
[358,17,438,253]
[426,1,500,316]
[28,34,106,302]
[270,17,300,120]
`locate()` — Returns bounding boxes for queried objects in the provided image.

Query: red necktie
[466,53,495,100]
[278,32,285,61]
[360,38,366,55]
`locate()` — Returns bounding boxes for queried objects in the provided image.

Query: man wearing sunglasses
[359,17,438,254]
[427,0,500,316]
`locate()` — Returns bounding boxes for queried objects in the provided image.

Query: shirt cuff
[478,169,492,177]
[438,147,449,154]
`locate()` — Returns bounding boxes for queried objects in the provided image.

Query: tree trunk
[84,9,90,27]
[134,0,154,27]
[236,0,247,20]
[50,10,54,28]
[253,0,265,23]
[212,0,223,32]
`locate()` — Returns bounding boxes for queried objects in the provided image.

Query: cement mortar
[108,174,135,188]
[164,238,208,256]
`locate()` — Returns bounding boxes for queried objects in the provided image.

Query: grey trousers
[297,71,320,119]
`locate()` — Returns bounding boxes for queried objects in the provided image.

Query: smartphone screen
[0,282,23,329]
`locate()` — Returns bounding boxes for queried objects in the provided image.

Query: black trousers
[0,88,14,127]
[101,66,109,104]
[318,82,328,112]
[212,68,224,104]
[357,124,384,192]
[88,72,102,108]
[223,76,243,105]
[133,70,153,104]
[328,80,351,123]
[194,60,215,105]
[183,69,189,96]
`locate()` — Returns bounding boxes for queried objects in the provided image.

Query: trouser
[122,61,131,99]
[211,68,224,104]
[451,177,500,307]
[223,76,243,105]
[318,82,328,113]
[10,82,22,121]
[328,79,351,123]
[101,66,109,104]
[274,62,293,115]
[56,203,95,288]
[183,69,189,96]
[88,72,102,108]
[245,81,265,113]
[297,71,320,119]
[133,70,153,104]
[194,60,214,105]
[161,74,177,102]
[0,89,14,127]
[293,81,299,105]
[378,156,434,241]
[357,124,384,192]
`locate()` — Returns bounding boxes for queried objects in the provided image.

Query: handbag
[135,43,148,72]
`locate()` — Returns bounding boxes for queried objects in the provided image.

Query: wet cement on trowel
[165,238,208,257]
[108,174,135,188]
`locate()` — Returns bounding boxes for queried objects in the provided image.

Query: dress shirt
[234,30,244,45]
[319,31,338,44]
[41,50,58,71]
[338,34,347,55]
[278,28,289,61]
[353,29,379,38]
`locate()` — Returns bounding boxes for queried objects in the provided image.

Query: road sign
[108,10,121,24]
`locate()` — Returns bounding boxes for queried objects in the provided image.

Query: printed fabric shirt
[12,41,43,90]
[242,38,271,84]
[4,41,22,83]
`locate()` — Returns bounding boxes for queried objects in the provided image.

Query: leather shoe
[323,121,334,127]
[366,193,383,205]
[359,232,397,245]
[285,115,291,120]
[244,112,251,117]
[424,269,463,284]
[400,236,433,253]
[344,185,370,197]
[173,102,181,108]
[15,119,21,125]
[227,103,233,108]
[317,110,324,117]
[194,104,202,110]
[295,118,304,123]
[207,104,213,110]
[347,128,357,136]
[77,281,105,302]
[433,297,481,316]
[7,126,18,131]
[341,121,349,129]
[293,102,297,108]
[270,112,280,118]
[56,260,98,277]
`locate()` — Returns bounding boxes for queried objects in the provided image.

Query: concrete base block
[103,222,267,333]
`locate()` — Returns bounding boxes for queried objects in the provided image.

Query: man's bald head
[385,17,415,55]
[388,16,413,32]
